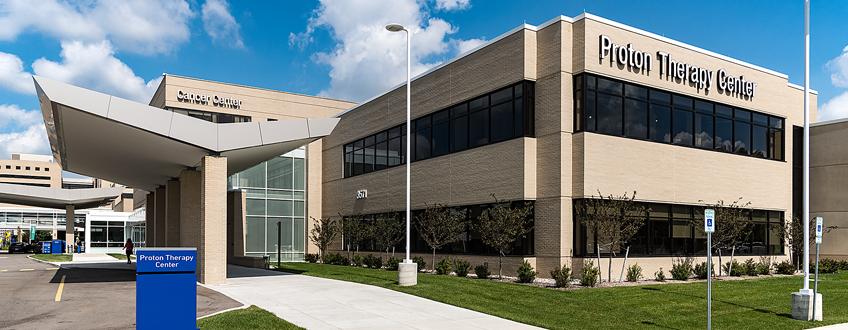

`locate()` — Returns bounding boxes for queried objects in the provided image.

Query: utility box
[51,240,63,254]
[136,248,197,330]
[42,242,51,254]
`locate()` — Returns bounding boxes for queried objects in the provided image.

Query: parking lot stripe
[55,275,66,302]
[46,268,59,270]
[1,270,7,272]
[20,269,34,271]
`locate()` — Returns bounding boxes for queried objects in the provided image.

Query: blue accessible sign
[136,248,197,330]
[705,209,715,233]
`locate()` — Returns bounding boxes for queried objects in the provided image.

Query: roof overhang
[0,183,125,209]
[33,76,339,191]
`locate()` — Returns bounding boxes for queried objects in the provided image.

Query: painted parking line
[0,270,7,272]
[55,275,66,302]
[46,268,59,270]
[20,269,34,271]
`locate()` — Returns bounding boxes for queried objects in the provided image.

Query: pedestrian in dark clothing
[122,238,134,264]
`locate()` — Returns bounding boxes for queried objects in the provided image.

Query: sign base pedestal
[398,262,417,286]
[791,292,822,321]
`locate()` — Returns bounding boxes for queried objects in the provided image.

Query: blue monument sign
[136,248,197,330]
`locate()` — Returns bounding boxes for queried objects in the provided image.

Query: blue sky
[1,0,847,167]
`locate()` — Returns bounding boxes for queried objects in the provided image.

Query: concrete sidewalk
[205,265,542,330]
[72,253,121,262]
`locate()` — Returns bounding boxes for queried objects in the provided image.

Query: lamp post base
[398,262,418,286]
[791,291,822,321]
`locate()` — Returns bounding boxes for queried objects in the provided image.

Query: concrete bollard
[398,262,418,286]
[791,292,822,321]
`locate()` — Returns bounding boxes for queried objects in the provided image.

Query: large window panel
[267,200,293,216]
[432,122,449,157]
[363,145,375,173]
[266,157,293,189]
[715,117,733,152]
[649,105,671,143]
[735,122,751,155]
[469,109,489,148]
[293,158,305,190]
[239,163,266,188]
[624,99,648,139]
[597,93,623,135]
[752,125,768,158]
[672,109,694,146]
[415,128,431,160]
[450,116,468,153]
[695,113,714,149]
[514,99,524,138]
[388,137,402,166]
[375,141,388,170]
[246,217,265,252]
[586,91,597,131]
[490,102,513,143]
[247,199,266,216]
[353,149,364,176]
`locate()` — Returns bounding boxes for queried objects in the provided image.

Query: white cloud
[434,0,470,11]
[0,52,33,94]
[32,41,162,104]
[293,0,484,102]
[0,0,195,55]
[819,91,848,122]
[0,120,50,159]
[0,104,41,129]
[201,0,244,48]
[827,45,848,88]
[452,37,486,55]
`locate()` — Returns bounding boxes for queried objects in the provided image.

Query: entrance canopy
[0,183,124,209]
[33,76,340,191]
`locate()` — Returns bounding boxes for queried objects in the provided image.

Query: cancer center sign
[599,35,757,99]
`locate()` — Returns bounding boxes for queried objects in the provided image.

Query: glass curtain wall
[229,148,307,262]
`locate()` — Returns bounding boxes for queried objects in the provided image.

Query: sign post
[705,209,715,330]
[813,217,823,319]
[136,248,197,330]
[277,221,281,268]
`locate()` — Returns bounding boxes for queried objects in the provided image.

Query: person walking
[122,238,134,264]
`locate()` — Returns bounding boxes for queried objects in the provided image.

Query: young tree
[782,213,838,270]
[472,195,534,279]
[374,212,405,259]
[341,213,371,263]
[414,204,468,271]
[575,191,648,283]
[693,198,752,276]
[308,216,338,262]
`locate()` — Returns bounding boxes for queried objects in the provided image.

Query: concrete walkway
[72,253,120,262]
[205,265,542,330]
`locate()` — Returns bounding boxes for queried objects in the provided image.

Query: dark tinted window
[587,76,596,90]
[432,122,449,157]
[694,114,714,149]
[735,109,751,122]
[415,115,431,130]
[715,117,733,152]
[597,77,622,94]
[415,129,431,160]
[650,91,671,106]
[673,95,693,110]
[650,105,671,143]
[469,110,489,148]
[624,99,648,139]
[753,113,768,126]
[597,93,623,135]
[490,102,513,142]
[586,91,597,131]
[752,125,768,158]
[491,88,512,105]
[450,117,468,152]
[433,110,449,124]
[735,122,751,155]
[625,85,648,101]
[451,103,467,117]
[469,96,488,112]
[673,109,694,146]
[695,100,713,114]
[715,105,732,118]
[514,99,524,138]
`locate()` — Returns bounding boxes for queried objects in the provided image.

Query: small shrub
[304,253,319,263]
[775,260,795,275]
[363,254,382,269]
[810,259,839,274]
[723,260,743,276]
[626,264,642,282]
[743,258,758,276]
[693,262,714,279]
[550,264,572,288]
[671,257,693,281]
[517,260,538,283]
[655,268,666,282]
[474,264,491,279]
[436,258,452,275]
[453,259,471,277]
[323,253,349,266]
[352,254,364,267]
[580,260,600,287]
[412,256,426,271]
[384,256,402,271]
[756,262,771,275]
[837,260,848,271]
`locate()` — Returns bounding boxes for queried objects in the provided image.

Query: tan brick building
[321,14,815,278]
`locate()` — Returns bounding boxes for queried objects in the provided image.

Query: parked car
[32,241,46,254]
[9,242,27,253]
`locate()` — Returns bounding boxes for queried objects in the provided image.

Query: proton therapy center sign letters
[137,248,197,273]
[599,35,757,99]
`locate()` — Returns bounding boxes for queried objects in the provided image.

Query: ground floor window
[574,201,784,257]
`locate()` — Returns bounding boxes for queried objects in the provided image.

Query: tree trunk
[346,244,351,265]
[608,251,613,284]
[717,248,723,277]
[499,252,504,279]
[729,246,736,276]
[432,248,436,272]
[619,246,630,283]
[597,244,602,283]
[392,246,396,257]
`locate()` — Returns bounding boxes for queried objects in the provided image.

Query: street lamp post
[386,23,417,286]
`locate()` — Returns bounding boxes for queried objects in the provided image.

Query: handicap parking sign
[705,209,715,233]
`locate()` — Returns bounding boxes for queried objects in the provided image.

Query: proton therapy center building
[33,13,836,284]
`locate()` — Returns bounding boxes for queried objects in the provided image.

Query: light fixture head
[385,23,405,32]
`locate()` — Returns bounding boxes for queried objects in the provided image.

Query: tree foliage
[341,213,372,262]
[692,198,752,276]
[472,194,534,278]
[308,216,339,262]
[373,212,405,258]
[575,191,648,282]
[414,204,468,271]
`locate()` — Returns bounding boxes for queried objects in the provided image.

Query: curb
[196,282,248,320]
[26,255,64,267]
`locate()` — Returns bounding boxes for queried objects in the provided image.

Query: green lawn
[197,305,304,330]
[107,253,136,260]
[29,254,73,262]
[276,262,847,330]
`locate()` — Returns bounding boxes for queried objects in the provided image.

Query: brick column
[180,169,201,249]
[65,205,74,254]
[200,156,227,284]
[154,186,166,247]
[145,192,155,247]
[165,179,181,247]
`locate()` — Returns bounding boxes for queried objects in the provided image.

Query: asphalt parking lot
[0,251,241,329]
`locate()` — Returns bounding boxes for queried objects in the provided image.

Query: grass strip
[276,262,847,330]
[197,305,304,330]
[29,254,73,262]
[107,253,136,260]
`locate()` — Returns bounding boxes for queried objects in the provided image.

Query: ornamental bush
[671,257,693,281]
[723,260,743,276]
[474,264,491,279]
[384,256,401,271]
[412,256,426,271]
[517,260,538,283]
[304,253,319,263]
[323,253,349,266]
[550,264,572,288]
[756,262,771,275]
[580,260,600,287]
[693,262,713,279]
[453,259,471,277]
[743,258,758,276]
[363,254,382,269]
[626,264,642,282]
[435,258,452,275]
[775,260,795,275]
[654,268,666,282]
[352,254,364,267]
